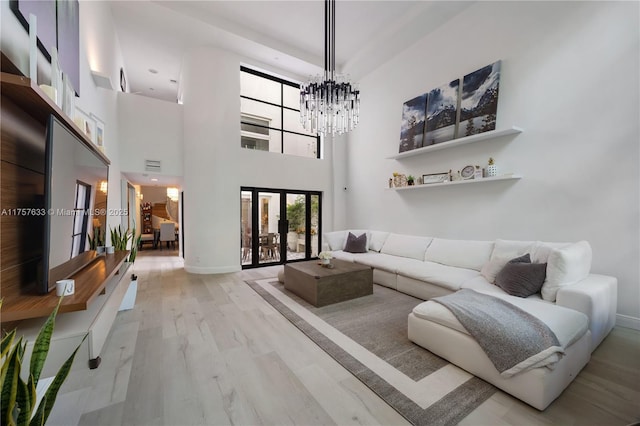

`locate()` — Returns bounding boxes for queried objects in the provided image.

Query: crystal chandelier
[300,0,360,136]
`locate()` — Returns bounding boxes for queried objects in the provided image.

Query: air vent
[145,160,161,172]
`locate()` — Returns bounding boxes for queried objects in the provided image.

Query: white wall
[118,93,184,177]
[181,47,334,273]
[344,2,639,322]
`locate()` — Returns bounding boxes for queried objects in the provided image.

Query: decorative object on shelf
[461,165,475,180]
[424,79,460,146]
[393,172,408,187]
[474,165,483,179]
[299,0,360,136]
[459,60,501,137]
[0,298,87,426]
[56,279,74,296]
[450,170,462,181]
[417,176,423,185]
[407,175,415,186]
[399,93,427,152]
[74,107,95,142]
[51,47,63,107]
[39,84,57,102]
[388,178,393,188]
[318,250,333,266]
[487,157,498,177]
[62,72,75,117]
[422,172,450,185]
[90,113,105,152]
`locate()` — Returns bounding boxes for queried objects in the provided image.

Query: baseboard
[184,264,241,274]
[616,313,640,330]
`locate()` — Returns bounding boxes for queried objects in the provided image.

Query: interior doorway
[241,187,321,268]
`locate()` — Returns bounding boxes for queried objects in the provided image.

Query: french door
[241,187,321,268]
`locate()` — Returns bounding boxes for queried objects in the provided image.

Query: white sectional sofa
[323,230,617,410]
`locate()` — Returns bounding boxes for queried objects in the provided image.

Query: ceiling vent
[145,160,161,172]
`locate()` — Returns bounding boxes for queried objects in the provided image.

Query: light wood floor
[50,251,640,426]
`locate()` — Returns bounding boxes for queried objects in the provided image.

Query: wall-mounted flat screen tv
[42,115,109,293]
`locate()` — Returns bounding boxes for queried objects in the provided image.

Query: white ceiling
[109,0,474,103]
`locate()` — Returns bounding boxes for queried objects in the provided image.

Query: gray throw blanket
[432,289,564,378]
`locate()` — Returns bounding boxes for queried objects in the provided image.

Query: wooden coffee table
[284,259,373,307]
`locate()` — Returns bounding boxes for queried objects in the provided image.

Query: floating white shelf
[386,126,523,160]
[391,175,522,191]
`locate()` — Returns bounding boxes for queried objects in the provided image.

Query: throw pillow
[541,241,592,302]
[344,232,367,253]
[495,254,547,298]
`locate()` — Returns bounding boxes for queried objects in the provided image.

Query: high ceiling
[110,1,474,103]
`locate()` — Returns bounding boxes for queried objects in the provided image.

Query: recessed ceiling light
[151,178,158,182]
[148,68,158,74]
[149,88,154,91]
[169,79,177,84]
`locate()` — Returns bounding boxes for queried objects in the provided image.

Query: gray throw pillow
[495,254,547,298]
[344,232,367,253]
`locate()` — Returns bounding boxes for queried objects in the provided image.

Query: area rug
[246,278,496,426]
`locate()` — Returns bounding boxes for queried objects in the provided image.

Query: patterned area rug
[246,278,496,426]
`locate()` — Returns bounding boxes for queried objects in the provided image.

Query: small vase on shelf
[487,157,498,177]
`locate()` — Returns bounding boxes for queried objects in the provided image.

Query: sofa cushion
[399,261,480,291]
[369,231,390,252]
[324,231,347,251]
[380,233,432,261]
[495,255,547,298]
[344,232,367,253]
[354,252,420,274]
[425,238,494,271]
[541,241,592,302]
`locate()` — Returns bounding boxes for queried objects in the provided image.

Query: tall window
[240,66,320,158]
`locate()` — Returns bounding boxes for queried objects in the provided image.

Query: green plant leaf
[1,339,22,426]
[15,374,32,426]
[1,329,17,359]
[37,333,87,424]
[28,394,46,426]
[29,298,63,388]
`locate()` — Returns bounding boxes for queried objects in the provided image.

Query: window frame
[240,66,320,158]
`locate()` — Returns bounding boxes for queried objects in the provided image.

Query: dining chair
[159,222,176,249]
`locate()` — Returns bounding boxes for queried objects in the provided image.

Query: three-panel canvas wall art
[399,61,501,153]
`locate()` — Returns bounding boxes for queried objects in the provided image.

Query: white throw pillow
[324,231,347,251]
[425,239,494,271]
[480,254,515,283]
[531,241,571,263]
[541,241,592,302]
[369,231,390,252]
[380,233,432,261]
[491,239,534,260]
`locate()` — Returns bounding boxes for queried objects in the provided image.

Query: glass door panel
[241,190,253,266]
[258,191,281,265]
[310,194,319,257]
[285,193,306,261]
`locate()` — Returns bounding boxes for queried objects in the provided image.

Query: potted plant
[1,298,86,425]
[318,251,333,266]
[87,226,105,251]
[407,175,415,186]
[109,225,131,251]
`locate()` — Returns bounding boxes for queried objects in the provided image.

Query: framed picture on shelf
[90,113,105,152]
[422,172,449,185]
[74,107,95,143]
